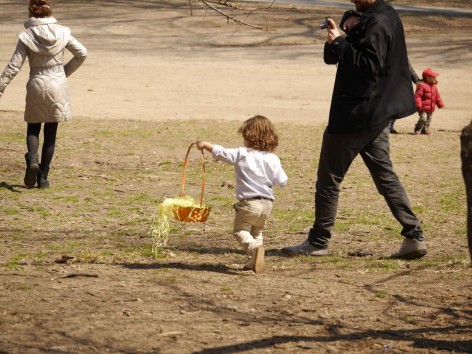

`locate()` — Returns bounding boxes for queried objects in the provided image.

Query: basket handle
[180,142,206,206]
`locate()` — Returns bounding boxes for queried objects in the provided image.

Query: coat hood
[18,17,70,56]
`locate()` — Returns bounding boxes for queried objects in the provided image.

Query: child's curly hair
[238,115,279,152]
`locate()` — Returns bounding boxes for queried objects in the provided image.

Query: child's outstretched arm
[196,141,214,153]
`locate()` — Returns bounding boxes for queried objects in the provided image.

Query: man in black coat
[282,0,427,259]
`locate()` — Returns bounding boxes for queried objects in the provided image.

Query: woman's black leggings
[26,122,58,168]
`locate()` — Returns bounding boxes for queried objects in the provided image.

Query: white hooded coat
[0,17,87,123]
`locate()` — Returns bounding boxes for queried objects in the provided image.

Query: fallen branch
[60,272,99,279]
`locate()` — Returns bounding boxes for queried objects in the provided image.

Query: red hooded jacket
[414,82,445,113]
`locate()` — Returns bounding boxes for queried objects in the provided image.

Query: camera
[319,17,331,30]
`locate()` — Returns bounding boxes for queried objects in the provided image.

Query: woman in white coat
[0,0,87,188]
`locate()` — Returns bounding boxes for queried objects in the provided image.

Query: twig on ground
[60,272,99,278]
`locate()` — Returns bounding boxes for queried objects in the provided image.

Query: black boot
[37,164,50,189]
[24,152,39,188]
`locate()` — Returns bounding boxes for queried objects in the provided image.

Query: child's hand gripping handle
[180,143,206,207]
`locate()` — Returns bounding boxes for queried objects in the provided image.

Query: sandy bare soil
[0,0,471,129]
[0,1,471,353]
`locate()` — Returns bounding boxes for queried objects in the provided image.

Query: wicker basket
[173,143,211,223]
[173,205,211,223]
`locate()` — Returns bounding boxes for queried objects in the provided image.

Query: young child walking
[414,68,445,135]
[197,115,288,273]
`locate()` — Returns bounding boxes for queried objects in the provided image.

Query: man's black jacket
[323,0,416,134]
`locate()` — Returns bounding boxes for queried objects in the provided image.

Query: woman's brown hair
[238,115,279,152]
[29,0,52,18]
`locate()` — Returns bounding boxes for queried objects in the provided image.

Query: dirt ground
[0,1,471,353]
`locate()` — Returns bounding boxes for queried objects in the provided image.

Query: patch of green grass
[160,162,186,174]
[0,132,23,143]
[141,245,166,259]
[439,191,466,213]
[272,208,314,231]
[31,252,49,261]
[119,218,151,228]
[3,262,24,270]
[413,255,470,269]
[121,130,155,139]
[355,211,395,227]
[94,129,115,137]
[364,260,402,272]
[297,255,352,269]
[207,195,233,207]
[126,193,156,204]
[2,207,19,215]
[106,207,128,218]
[53,195,81,203]
[75,251,101,263]
[373,290,389,298]
[220,284,234,293]
[412,205,428,214]
[65,240,87,250]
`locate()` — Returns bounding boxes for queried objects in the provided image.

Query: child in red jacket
[414,68,445,135]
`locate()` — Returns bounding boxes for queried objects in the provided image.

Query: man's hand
[327,18,341,44]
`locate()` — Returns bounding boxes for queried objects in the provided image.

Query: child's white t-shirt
[212,145,288,201]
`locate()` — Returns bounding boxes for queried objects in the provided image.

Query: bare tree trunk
[460,120,472,262]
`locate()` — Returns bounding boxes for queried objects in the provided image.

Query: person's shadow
[0,181,26,193]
